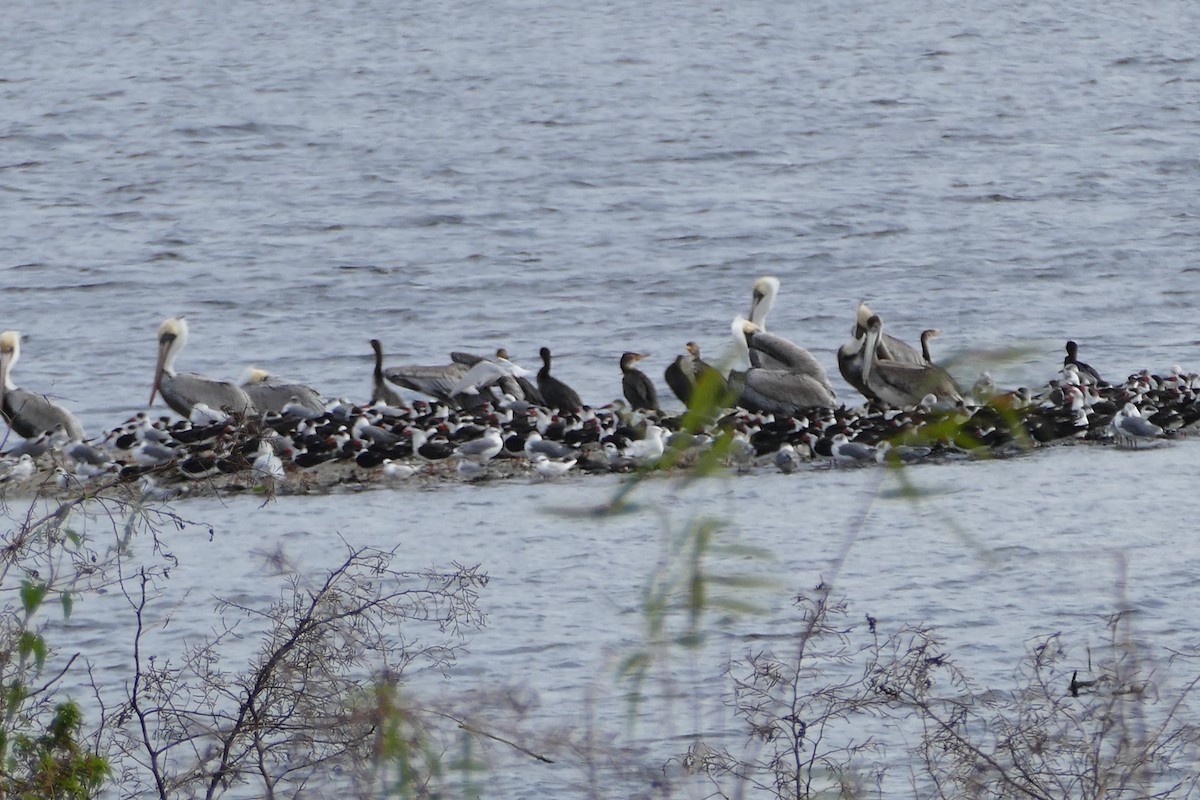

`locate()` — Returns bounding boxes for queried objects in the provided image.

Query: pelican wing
[383,363,470,401]
[736,369,836,414]
[2,388,85,441]
[243,381,324,415]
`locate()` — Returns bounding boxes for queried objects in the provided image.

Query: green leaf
[5,681,27,717]
[60,591,74,619]
[20,581,47,616]
[18,632,47,671]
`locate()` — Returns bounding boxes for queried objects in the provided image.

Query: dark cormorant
[1064,340,1103,384]
[370,339,406,407]
[537,347,583,412]
[620,352,659,412]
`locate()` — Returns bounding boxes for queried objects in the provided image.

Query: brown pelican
[728,318,836,412]
[745,276,796,369]
[537,347,583,412]
[738,319,835,398]
[837,303,925,400]
[369,339,406,407]
[860,316,962,408]
[0,331,85,442]
[380,351,471,405]
[620,352,659,412]
[748,276,780,328]
[150,317,256,419]
[664,342,728,408]
[240,367,325,415]
[855,303,923,363]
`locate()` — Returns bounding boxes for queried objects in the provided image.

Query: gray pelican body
[729,318,836,412]
[382,357,471,405]
[240,368,325,415]
[151,317,256,419]
[0,330,85,442]
[739,320,835,398]
[860,316,962,409]
[838,303,925,400]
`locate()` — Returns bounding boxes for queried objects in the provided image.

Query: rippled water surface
[4,0,1200,795]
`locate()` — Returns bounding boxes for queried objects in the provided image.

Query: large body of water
[4,0,1200,796]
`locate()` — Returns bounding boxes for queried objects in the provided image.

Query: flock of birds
[1,276,1196,495]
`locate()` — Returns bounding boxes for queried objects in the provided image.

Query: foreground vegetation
[1,446,1198,798]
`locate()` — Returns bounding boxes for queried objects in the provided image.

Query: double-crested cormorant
[369,339,406,407]
[151,317,256,419]
[664,342,729,408]
[537,347,583,411]
[0,330,86,441]
[920,329,942,365]
[1064,340,1103,384]
[620,352,659,412]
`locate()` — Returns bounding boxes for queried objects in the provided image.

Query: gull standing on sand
[1110,402,1163,448]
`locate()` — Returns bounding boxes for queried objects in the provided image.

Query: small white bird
[602,441,633,471]
[381,459,417,480]
[252,440,286,485]
[532,452,576,479]
[874,441,933,464]
[727,433,757,472]
[623,424,667,464]
[132,440,177,467]
[1,454,36,482]
[1110,402,1164,448]
[54,466,72,491]
[189,402,227,426]
[830,433,875,466]
[454,456,489,480]
[454,428,504,463]
[774,443,800,474]
[139,475,181,502]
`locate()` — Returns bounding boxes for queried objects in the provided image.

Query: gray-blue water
[4,0,1200,796]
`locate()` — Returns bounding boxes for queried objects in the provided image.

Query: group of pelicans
[1,276,1195,494]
